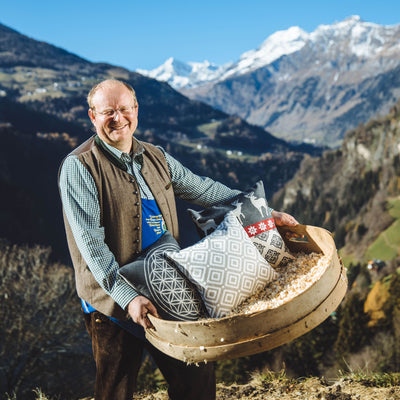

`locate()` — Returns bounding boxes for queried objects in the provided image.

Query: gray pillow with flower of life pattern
[118,231,208,321]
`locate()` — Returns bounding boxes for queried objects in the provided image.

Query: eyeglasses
[93,105,136,118]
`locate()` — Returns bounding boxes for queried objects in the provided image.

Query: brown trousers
[84,311,216,400]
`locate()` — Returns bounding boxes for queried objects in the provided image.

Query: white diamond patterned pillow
[165,212,279,319]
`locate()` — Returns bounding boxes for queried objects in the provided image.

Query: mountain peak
[260,25,309,45]
[225,26,308,78]
[137,57,229,89]
[310,15,400,58]
[138,25,309,88]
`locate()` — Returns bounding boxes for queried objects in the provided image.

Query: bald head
[87,79,139,153]
[87,79,138,111]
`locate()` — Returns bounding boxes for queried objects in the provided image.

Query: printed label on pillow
[244,218,276,237]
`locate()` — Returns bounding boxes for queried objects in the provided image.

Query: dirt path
[131,377,400,400]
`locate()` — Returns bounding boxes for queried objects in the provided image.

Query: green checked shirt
[59,136,241,312]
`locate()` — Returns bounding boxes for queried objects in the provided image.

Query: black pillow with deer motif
[187,181,294,268]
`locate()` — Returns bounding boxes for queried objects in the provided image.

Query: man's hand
[271,210,299,226]
[127,296,160,329]
[272,210,303,240]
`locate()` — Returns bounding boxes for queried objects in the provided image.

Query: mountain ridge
[139,16,400,147]
[139,16,400,91]
[0,22,92,70]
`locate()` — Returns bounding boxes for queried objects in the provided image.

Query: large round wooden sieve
[146,224,348,363]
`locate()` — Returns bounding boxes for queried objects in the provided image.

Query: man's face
[88,82,138,153]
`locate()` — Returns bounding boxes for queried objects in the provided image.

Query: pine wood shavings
[230,252,330,315]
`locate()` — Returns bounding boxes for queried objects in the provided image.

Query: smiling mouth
[110,124,128,131]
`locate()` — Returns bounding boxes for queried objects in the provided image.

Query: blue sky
[1,0,400,71]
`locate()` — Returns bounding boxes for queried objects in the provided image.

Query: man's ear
[88,108,96,124]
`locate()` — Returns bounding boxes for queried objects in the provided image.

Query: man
[59,79,298,400]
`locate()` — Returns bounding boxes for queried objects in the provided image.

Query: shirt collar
[101,137,145,162]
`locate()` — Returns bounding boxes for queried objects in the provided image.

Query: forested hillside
[272,101,400,262]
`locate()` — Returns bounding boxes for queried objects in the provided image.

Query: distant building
[367,259,386,273]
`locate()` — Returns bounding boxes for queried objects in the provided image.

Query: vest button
[136,239,140,243]
[136,214,140,218]
[136,226,140,230]
[135,202,139,206]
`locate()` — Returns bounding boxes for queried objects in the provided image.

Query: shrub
[0,240,93,399]
[334,292,370,368]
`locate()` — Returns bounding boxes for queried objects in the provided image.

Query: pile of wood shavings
[230,252,330,315]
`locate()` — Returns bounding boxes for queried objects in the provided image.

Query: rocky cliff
[272,102,400,261]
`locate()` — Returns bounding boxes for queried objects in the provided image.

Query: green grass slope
[364,198,400,262]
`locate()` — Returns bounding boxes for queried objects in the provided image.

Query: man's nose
[113,110,122,120]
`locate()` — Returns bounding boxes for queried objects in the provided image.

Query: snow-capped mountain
[139,16,400,91]
[220,26,308,80]
[137,26,309,89]
[137,57,232,89]
[308,15,400,58]
[138,16,400,147]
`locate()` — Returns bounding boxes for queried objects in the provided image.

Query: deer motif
[231,200,245,223]
[244,192,268,218]
[201,218,218,235]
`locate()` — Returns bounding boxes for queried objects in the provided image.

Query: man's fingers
[140,311,151,329]
[128,296,160,329]
[273,211,299,226]
[142,305,160,330]
[147,302,160,319]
